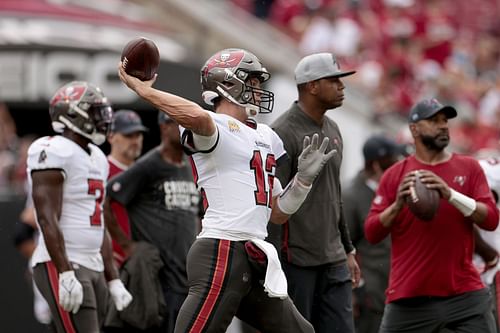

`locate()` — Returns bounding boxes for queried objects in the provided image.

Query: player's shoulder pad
[28,136,74,158]
[27,136,74,170]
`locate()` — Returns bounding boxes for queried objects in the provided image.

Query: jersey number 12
[250,151,276,207]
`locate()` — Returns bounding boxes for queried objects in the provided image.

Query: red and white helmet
[479,157,500,204]
[49,81,113,145]
[200,48,274,117]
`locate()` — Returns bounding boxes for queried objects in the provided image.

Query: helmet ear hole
[83,123,94,134]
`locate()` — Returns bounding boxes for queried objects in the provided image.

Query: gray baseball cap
[408,99,457,123]
[294,53,356,84]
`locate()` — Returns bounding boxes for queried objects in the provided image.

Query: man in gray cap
[106,110,148,267]
[365,98,498,333]
[343,135,404,333]
[270,52,360,333]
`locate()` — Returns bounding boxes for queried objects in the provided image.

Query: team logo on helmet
[205,50,244,73]
[51,84,86,107]
[220,52,231,62]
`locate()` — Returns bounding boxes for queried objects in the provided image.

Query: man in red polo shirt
[106,110,147,266]
[365,99,499,333]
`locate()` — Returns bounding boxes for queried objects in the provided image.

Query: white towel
[250,239,288,299]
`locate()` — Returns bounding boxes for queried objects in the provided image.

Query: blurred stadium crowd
[233,0,500,154]
[0,103,33,196]
[1,0,498,196]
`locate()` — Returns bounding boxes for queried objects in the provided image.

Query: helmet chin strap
[59,116,104,145]
[215,86,259,117]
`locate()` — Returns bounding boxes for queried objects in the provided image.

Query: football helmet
[200,48,274,117]
[49,81,113,145]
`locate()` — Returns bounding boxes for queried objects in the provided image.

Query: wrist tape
[449,189,477,217]
[277,176,312,215]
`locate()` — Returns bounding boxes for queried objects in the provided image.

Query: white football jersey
[183,113,286,241]
[27,135,109,271]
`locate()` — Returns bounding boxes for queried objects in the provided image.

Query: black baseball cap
[363,135,405,162]
[111,110,148,134]
[408,99,457,123]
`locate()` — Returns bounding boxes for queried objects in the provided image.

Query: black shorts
[380,288,496,333]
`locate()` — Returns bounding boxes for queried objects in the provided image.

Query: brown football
[406,172,440,221]
[121,37,160,81]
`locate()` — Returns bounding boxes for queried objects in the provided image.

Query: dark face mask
[89,104,113,136]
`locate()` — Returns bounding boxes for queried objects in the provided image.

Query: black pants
[379,288,496,333]
[174,238,313,333]
[353,285,384,333]
[284,261,354,333]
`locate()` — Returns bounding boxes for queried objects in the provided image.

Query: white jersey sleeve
[27,136,72,176]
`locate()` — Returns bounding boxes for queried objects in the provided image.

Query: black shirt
[107,148,200,293]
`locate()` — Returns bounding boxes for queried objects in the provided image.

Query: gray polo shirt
[271,101,353,267]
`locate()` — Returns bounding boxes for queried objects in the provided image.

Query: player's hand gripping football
[108,279,133,311]
[118,61,157,94]
[297,133,337,186]
[58,270,84,314]
[417,169,451,199]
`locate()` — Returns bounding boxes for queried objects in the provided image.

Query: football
[121,37,160,81]
[406,172,440,221]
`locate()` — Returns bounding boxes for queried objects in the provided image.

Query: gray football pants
[33,261,109,333]
[174,238,314,333]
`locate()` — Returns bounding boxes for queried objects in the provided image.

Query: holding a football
[406,170,440,221]
[121,37,160,81]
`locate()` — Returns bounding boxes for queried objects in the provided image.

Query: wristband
[108,279,123,289]
[448,189,477,217]
[277,176,312,215]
